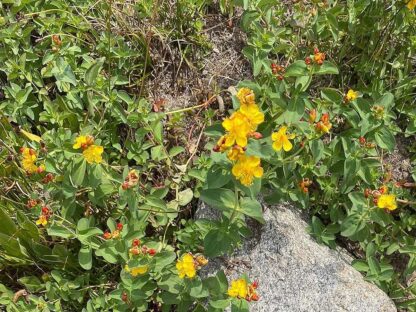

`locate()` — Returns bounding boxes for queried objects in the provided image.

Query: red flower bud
[251,293,260,301]
[141,245,148,254]
[103,231,112,240]
[122,182,129,190]
[251,132,263,139]
[132,239,141,247]
[305,56,312,65]
[359,137,366,145]
[148,248,157,256]
[116,223,123,231]
[314,47,320,54]
[252,280,259,289]
[121,292,128,302]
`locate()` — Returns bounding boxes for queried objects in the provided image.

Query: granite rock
[196,202,396,312]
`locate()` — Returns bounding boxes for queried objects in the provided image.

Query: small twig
[165,95,217,115]
[397,199,416,206]
[185,123,206,168]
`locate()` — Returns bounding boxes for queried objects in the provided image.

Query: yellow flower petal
[73,136,88,149]
[83,145,104,164]
[377,194,397,211]
[282,138,293,152]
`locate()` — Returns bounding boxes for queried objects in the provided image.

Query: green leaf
[200,189,235,212]
[79,246,92,270]
[295,75,312,92]
[204,229,233,257]
[210,299,231,309]
[239,197,264,224]
[315,61,339,75]
[145,196,167,210]
[71,157,86,186]
[154,251,176,271]
[187,278,209,298]
[85,60,104,86]
[169,146,185,157]
[374,127,395,152]
[309,140,324,164]
[0,205,17,236]
[285,60,308,77]
[206,166,231,189]
[47,224,73,239]
[18,276,43,292]
[178,188,193,206]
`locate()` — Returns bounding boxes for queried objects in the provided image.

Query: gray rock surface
[196,202,396,312]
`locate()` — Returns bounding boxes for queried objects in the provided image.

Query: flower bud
[251,132,263,139]
[121,292,128,302]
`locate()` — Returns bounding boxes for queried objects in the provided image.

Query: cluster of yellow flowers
[20,147,45,174]
[176,253,208,279]
[227,278,259,302]
[73,135,104,164]
[408,0,416,10]
[214,88,264,186]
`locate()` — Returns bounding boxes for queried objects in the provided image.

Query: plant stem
[229,186,239,223]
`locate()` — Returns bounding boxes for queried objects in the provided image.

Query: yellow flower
[22,158,39,173]
[82,145,104,164]
[213,135,228,153]
[236,88,256,108]
[407,0,416,10]
[227,145,245,161]
[21,147,37,161]
[228,278,248,298]
[239,103,264,131]
[232,155,263,186]
[21,147,39,173]
[272,126,295,152]
[345,89,359,102]
[377,194,397,211]
[315,113,332,134]
[222,112,252,147]
[125,265,148,277]
[36,215,48,226]
[73,135,94,150]
[176,253,196,279]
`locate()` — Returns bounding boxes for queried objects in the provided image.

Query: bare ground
[147,13,251,111]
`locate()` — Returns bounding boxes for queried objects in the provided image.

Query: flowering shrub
[0,0,416,311]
